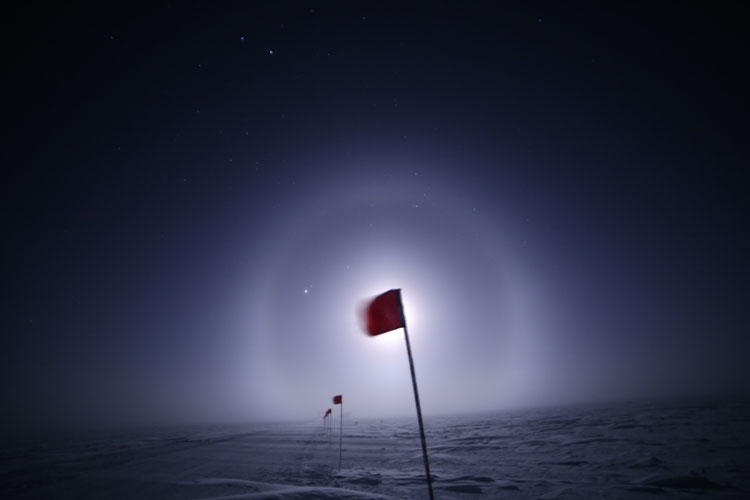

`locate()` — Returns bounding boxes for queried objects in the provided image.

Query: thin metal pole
[403,323,434,500]
[338,402,343,470]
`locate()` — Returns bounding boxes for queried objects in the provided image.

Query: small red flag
[364,289,405,336]
[324,408,331,418]
[333,395,342,405]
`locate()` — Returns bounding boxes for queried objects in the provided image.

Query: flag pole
[402,321,434,500]
[338,401,343,470]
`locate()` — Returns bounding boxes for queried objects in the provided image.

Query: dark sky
[3,3,748,428]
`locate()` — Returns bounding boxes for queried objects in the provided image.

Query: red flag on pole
[324,408,331,418]
[365,289,405,336]
[359,288,435,500]
[332,395,344,469]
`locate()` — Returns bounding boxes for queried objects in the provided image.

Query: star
[304,289,309,294]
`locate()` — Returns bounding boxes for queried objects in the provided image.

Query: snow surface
[2,399,749,499]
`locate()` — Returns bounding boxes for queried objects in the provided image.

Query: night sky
[4,4,748,429]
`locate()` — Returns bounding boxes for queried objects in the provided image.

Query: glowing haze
[4,4,748,429]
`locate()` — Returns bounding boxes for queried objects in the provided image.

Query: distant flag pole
[333,394,343,469]
[362,289,434,500]
[324,408,332,444]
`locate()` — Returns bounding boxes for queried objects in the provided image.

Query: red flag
[324,408,331,418]
[333,395,342,405]
[364,289,405,336]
